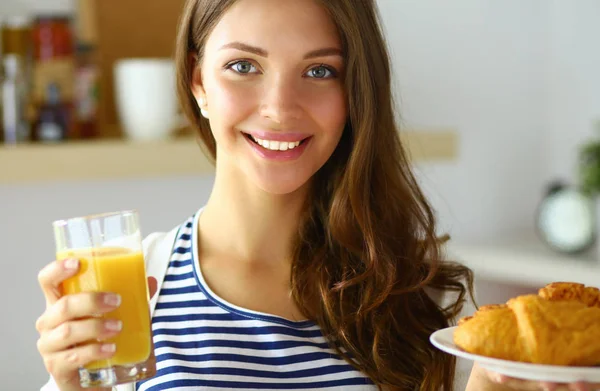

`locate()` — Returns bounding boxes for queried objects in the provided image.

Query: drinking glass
[53,210,155,387]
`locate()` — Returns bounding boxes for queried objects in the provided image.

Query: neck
[199,165,309,266]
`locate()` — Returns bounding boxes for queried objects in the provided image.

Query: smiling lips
[244,131,311,152]
[242,131,311,161]
[250,136,301,151]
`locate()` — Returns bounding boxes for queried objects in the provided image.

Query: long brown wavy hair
[175,1,475,390]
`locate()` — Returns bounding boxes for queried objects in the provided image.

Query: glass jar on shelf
[32,15,73,61]
[31,15,75,141]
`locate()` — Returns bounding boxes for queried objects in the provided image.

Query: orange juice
[58,247,151,369]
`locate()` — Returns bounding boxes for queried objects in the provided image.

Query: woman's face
[194,0,347,195]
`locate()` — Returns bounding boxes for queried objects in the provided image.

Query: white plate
[430,326,600,383]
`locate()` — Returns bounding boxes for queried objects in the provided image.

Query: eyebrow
[219,42,343,59]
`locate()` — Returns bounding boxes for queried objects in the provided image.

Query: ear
[188,52,205,99]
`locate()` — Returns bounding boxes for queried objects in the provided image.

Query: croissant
[453,282,600,366]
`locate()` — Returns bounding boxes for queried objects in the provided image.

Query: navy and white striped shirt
[136,213,376,390]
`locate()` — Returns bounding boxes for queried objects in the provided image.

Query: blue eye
[228,60,258,74]
[306,65,335,79]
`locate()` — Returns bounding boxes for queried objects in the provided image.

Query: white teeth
[250,135,302,151]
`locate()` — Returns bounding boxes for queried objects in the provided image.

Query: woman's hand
[474,363,600,391]
[35,258,158,391]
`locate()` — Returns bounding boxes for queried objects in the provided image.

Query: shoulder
[142,222,185,314]
[142,225,180,270]
[142,231,172,256]
[142,211,199,281]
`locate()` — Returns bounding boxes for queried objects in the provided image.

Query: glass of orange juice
[53,210,156,388]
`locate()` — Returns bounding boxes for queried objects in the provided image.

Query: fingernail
[101,343,116,353]
[104,293,121,307]
[105,319,123,332]
[64,259,79,270]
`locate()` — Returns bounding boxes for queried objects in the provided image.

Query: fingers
[43,342,117,385]
[501,378,541,391]
[568,382,599,391]
[37,259,80,307]
[539,382,558,391]
[546,381,600,391]
[485,371,541,390]
[36,292,121,333]
[496,378,589,391]
[484,368,599,391]
[37,317,122,355]
[568,383,586,391]
[495,377,596,391]
[148,276,158,300]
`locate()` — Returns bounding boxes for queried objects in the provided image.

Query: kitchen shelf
[448,239,600,287]
[0,130,458,184]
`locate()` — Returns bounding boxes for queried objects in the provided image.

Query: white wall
[1,0,599,389]
[544,0,600,181]
[0,0,71,17]
[379,0,549,240]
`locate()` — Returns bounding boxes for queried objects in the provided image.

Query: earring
[198,97,209,119]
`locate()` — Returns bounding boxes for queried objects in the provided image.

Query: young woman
[36,1,598,390]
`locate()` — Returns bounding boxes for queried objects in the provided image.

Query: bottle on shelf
[73,0,100,139]
[31,82,70,143]
[74,42,99,139]
[1,16,34,144]
[2,54,31,144]
[31,14,75,141]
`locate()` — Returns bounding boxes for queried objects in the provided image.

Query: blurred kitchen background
[1,0,599,389]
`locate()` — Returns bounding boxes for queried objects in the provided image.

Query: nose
[259,74,302,126]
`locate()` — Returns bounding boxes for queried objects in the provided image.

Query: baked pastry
[538,282,600,308]
[453,282,600,366]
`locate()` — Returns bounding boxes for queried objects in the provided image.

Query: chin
[253,175,311,196]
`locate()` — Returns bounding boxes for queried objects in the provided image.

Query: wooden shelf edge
[0,130,458,184]
[401,129,458,162]
[447,242,600,287]
[0,138,215,184]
